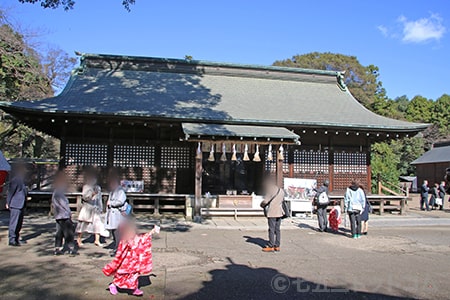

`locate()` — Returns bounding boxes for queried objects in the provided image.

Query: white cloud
[377,25,388,37]
[398,14,446,43]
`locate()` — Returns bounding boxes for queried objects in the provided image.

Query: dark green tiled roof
[411,145,450,165]
[182,123,299,142]
[0,53,428,132]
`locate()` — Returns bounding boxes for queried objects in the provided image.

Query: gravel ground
[0,210,449,300]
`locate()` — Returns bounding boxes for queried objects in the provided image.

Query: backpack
[317,192,329,205]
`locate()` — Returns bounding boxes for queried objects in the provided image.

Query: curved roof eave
[0,101,429,133]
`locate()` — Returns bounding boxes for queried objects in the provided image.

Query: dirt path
[1,212,450,299]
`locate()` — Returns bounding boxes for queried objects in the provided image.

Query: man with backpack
[314,180,330,232]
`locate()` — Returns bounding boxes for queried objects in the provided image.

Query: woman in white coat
[76,171,107,247]
[105,175,127,256]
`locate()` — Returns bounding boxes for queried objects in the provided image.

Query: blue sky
[2,0,449,100]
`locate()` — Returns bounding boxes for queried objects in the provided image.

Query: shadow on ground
[0,257,92,300]
[178,258,419,300]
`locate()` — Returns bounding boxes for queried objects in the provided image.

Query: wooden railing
[377,176,409,197]
[27,191,192,218]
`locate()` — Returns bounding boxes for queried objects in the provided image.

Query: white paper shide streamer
[208,144,215,161]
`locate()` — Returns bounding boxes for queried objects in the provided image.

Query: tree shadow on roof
[15,59,231,122]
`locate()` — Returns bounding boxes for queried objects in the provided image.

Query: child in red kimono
[328,201,342,232]
[103,221,158,296]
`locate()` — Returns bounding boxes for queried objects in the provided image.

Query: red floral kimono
[328,206,341,232]
[103,233,153,290]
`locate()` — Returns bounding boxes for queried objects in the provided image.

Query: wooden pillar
[194,151,202,219]
[59,126,67,170]
[379,200,384,215]
[288,146,294,178]
[366,140,372,192]
[276,157,283,188]
[107,126,114,170]
[328,136,334,192]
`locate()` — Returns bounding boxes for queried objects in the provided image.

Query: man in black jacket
[438,181,446,210]
[314,180,330,232]
[420,180,430,211]
[6,164,27,246]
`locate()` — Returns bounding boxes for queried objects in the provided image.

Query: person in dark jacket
[313,180,330,232]
[438,181,446,210]
[6,164,27,246]
[420,180,430,211]
[52,171,76,256]
[360,185,371,235]
[428,183,439,210]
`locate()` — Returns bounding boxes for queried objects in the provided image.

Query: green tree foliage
[273,52,383,107]
[0,10,73,159]
[371,142,400,193]
[0,24,52,101]
[405,95,434,123]
[18,0,136,11]
[431,94,450,136]
[390,137,425,176]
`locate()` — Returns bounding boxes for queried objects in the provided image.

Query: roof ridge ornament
[337,71,347,91]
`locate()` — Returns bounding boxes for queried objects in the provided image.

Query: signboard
[120,180,144,193]
[283,178,317,200]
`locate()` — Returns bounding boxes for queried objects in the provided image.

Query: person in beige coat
[260,179,284,252]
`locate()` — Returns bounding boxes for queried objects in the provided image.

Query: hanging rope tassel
[278,144,284,161]
[231,144,237,161]
[243,144,250,161]
[220,143,227,161]
[207,144,215,161]
[196,142,202,159]
[253,145,261,162]
[267,144,273,161]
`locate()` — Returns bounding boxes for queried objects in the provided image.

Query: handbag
[352,202,363,212]
[124,202,133,215]
[435,198,443,206]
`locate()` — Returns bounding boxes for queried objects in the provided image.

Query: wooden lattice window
[161,146,193,168]
[264,150,289,173]
[334,152,367,174]
[65,144,108,166]
[293,150,329,174]
[113,145,155,167]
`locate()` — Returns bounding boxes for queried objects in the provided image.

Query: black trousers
[348,211,361,236]
[9,208,24,244]
[110,229,120,252]
[428,195,436,208]
[55,219,75,249]
[268,218,281,247]
[420,196,430,210]
[316,205,328,231]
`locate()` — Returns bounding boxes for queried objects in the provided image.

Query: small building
[0,53,428,214]
[411,141,450,185]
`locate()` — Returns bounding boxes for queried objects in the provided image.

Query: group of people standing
[313,179,370,239]
[51,169,156,296]
[51,169,128,257]
[420,180,447,211]
[259,178,372,252]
